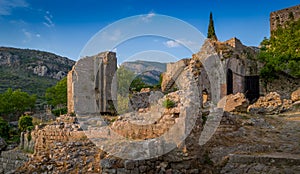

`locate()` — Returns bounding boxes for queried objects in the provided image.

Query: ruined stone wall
[0,150,28,174]
[161,59,190,92]
[67,51,117,115]
[270,4,300,32]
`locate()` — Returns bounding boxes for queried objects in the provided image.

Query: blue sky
[0,0,299,62]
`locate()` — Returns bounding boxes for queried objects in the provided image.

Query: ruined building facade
[270,4,300,32]
[67,51,117,115]
[161,38,260,103]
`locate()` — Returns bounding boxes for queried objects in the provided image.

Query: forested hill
[0,47,75,99]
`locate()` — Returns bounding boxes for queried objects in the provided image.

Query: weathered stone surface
[224,93,249,113]
[161,59,190,92]
[0,150,28,174]
[129,91,151,111]
[264,74,300,99]
[270,4,300,32]
[291,88,300,102]
[68,51,117,115]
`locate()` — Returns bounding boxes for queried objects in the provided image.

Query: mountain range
[0,47,75,104]
[121,60,166,85]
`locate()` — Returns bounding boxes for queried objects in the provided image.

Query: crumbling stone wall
[162,38,259,103]
[270,4,300,32]
[67,51,117,115]
[161,59,190,92]
[0,150,28,174]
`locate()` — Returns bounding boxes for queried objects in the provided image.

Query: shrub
[163,98,176,109]
[52,107,67,117]
[0,117,9,139]
[18,115,33,132]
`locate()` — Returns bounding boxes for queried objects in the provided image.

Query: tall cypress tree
[207,12,218,41]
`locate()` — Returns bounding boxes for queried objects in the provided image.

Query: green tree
[259,18,300,81]
[117,66,148,96]
[207,12,218,41]
[116,66,148,114]
[18,115,33,132]
[0,117,10,139]
[0,88,36,119]
[117,66,135,97]
[45,77,67,108]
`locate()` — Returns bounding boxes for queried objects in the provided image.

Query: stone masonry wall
[270,4,300,32]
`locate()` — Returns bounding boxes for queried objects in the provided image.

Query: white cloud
[0,0,28,16]
[22,29,40,42]
[22,28,32,42]
[43,11,55,28]
[164,40,180,48]
[141,11,155,22]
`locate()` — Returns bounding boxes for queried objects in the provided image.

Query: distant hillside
[121,60,166,85]
[0,47,75,101]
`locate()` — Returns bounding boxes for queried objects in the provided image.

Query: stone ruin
[270,4,300,33]
[8,36,300,173]
[162,37,261,103]
[67,51,117,115]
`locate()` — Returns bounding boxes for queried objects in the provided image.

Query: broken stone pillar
[67,51,117,115]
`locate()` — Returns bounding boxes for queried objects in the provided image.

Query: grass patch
[163,98,176,109]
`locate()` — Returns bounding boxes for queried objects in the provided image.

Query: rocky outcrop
[0,47,75,99]
[247,92,293,114]
[224,93,249,113]
[0,47,75,80]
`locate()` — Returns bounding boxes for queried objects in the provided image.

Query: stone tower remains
[67,52,117,115]
[270,4,300,32]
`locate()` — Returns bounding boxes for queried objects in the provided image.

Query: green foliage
[117,66,156,114]
[117,65,135,97]
[207,12,218,40]
[52,107,67,117]
[45,77,67,107]
[18,115,33,132]
[130,77,148,92]
[27,133,32,142]
[0,117,10,139]
[259,19,300,80]
[0,88,36,119]
[152,73,163,90]
[117,65,149,95]
[163,98,176,109]
[0,66,58,103]
[117,94,130,115]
